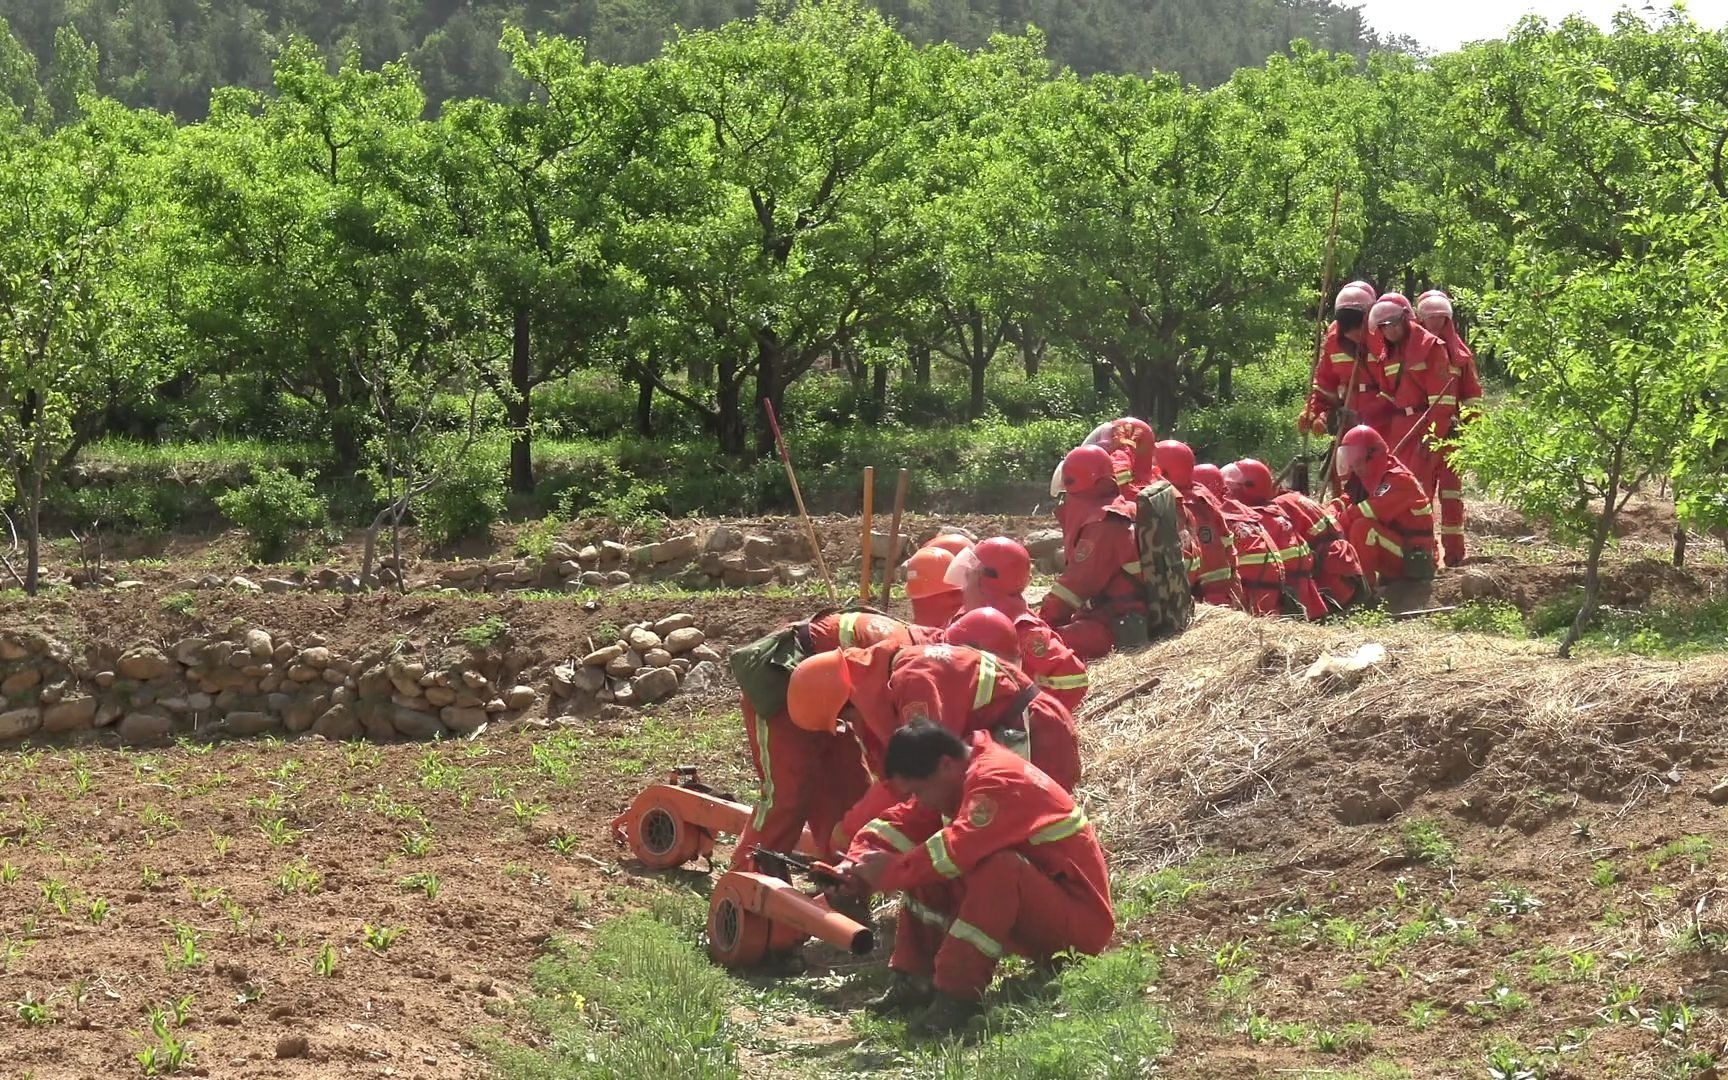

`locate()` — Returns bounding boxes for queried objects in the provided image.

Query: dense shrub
[413,456,507,546]
[214,467,328,560]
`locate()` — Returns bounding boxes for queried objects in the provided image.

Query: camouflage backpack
[1136,478,1196,640]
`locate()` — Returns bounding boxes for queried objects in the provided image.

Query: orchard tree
[633,0,929,456]
[1021,48,1354,430]
[0,101,176,591]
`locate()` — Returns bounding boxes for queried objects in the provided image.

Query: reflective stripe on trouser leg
[891,888,955,980]
[933,851,1107,1000]
[750,705,774,831]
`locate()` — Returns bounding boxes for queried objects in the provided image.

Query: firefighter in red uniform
[1085,416,1159,496]
[731,610,933,870]
[787,640,1082,843]
[1371,293,1453,509]
[1299,281,1396,438]
[1154,440,1242,608]
[946,537,1089,711]
[1039,445,1147,659]
[1329,425,1438,588]
[833,723,1114,1034]
[904,546,965,628]
[1416,290,1483,567]
[1224,460,1326,620]
[1192,463,1226,500]
[1273,485,1366,612]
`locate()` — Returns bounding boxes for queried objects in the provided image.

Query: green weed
[1399,819,1456,866]
[456,616,508,649]
[1649,836,1712,873]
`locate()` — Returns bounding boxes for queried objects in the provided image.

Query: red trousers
[731,700,871,870]
[1345,518,1432,586]
[1313,539,1365,609]
[833,700,1080,848]
[1435,455,1465,566]
[1240,578,1283,617]
[892,851,1114,999]
[1053,614,1114,660]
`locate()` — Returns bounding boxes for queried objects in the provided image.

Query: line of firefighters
[717,285,1481,1036]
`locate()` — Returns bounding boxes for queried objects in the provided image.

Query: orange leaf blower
[706,849,875,968]
[610,767,821,871]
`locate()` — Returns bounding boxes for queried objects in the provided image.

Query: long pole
[859,467,875,602]
[879,468,910,607]
[763,399,837,602]
[1304,183,1344,496]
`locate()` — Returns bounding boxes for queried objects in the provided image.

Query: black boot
[865,971,934,1015]
[907,992,980,1037]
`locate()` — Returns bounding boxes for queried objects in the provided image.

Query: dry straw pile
[1076,607,1728,869]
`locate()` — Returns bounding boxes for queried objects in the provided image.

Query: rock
[113,578,145,590]
[158,697,192,715]
[652,533,698,565]
[644,649,672,668]
[118,647,175,682]
[691,644,723,665]
[652,613,697,637]
[1,668,42,695]
[357,666,393,699]
[262,578,299,594]
[664,627,706,655]
[331,686,354,707]
[298,647,332,669]
[1707,779,1728,806]
[626,626,662,653]
[171,637,207,667]
[1458,570,1501,601]
[487,561,519,579]
[118,711,173,744]
[311,703,360,740]
[607,651,642,678]
[225,711,282,736]
[425,686,458,707]
[682,660,723,695]
[285,664,319,683]
[504,685,537,710]
[93,701,122,728]
[0,707,42,740]
[198,573,227,589]
[577,544,601,563]
[704,526,743,553]
[243,629,274,660]
[556,560,583,579]
[603,570,632,587]
[572,667,605,694]
[1024,528,1063,560]
[1302,643,1391,690]
[310,567,344,588]
[584,645,624,668]
[580,571,607,588]
[461,670,488,690]
[632,667,681,704]
[630,543,657,567]
[547,541,579,562]
[483,698,507,713]
[441,564,486,585]
[723,566,776,588]
[550,665,578,696]
[229,576,263,593]
[440,706,488,735]
[742,535,775,563]
[599,541,630,564]
[93,670,117,689]
[0,637,26,661]
[275,1034,311,1060]
[389,706,447,740]
[285,697,323,734]
[670,657,691,675]
[610,683,635,708]
[388,667,427,698]
[321,668,347,686]
[784,565,816,584]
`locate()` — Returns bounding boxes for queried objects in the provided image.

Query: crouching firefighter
[1329,425,1437,589]
[830,723,1114,1036]
[1041,445,1149,658]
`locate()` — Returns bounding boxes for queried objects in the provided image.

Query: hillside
[0,0,1392,118]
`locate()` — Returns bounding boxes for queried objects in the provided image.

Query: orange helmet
[904,546,960,599]
[786,651,851,735]
[945,607,1020,663]
[925,532,974,557]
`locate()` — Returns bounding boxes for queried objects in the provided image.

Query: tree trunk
[1673,525,1687,568]
[315,352,362,470]
[635,369,654,437]
[910,344,931,386]
[508,306,535,493]
[687,355,712,387]
[23,451,42,596]
[1092,360,1112,397]
[1561,515,1613,659]
[753,339,784,459]
[1218,353,1234,402]
[1022,330,1042,378]
[968,359,987,420]
[871,362,887,414]
[715,368,746,456]
[1125,358,1180,433]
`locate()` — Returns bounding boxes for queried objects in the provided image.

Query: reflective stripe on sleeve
[837,612,861,647]
[972,651,999,710]
[1038,671,1089,691]
[1121,560,1144,576]
[1050,583,1083,609]
[862,819,915,853]
[927,832,962,879]
[1029,806,1089,845]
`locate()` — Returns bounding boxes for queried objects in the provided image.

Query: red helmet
[1370,293,1414,329]
[969,537,1031,596]
[1154,440,1195,490]
[1228,458,1275,504]
[944,607,1020,664]
[1336,425,1389,480]
[1416,289,1454,322]
[1192,463,1225,498]
[1059,444,1116,496]
[1335,280,1377,313]
[925,532,974,557]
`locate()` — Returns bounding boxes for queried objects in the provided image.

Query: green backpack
[728,626,808,720]
[1136,478,1196,641]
